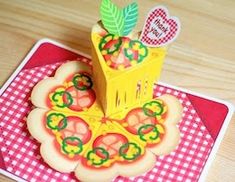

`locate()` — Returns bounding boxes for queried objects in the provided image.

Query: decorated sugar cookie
[27,61,182,182]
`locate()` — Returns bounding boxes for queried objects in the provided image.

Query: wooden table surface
[0,0,234,181]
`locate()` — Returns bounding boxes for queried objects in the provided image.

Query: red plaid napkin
[0,58,214,182]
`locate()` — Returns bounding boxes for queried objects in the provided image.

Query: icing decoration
[46,113,67,131]
[119,142,141,160]
[48,73,96,112]
[62,136,83,155]
[139,6,181,47]
[123,40,148,64]
[124,108,157,135]
[87,147,109,166]
[72,73,93,91]
[138,124,159,142]
[92,133,128,159]
[99,34,122,55]
[99,34,148,69]
[52,91,73,108]
[143,100,164,117]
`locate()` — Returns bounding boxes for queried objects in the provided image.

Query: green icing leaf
[100,0,124,36]
[122,2,138,36]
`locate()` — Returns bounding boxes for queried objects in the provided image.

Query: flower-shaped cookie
[27,61,182,182]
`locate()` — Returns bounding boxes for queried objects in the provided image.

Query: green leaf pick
[122,2,138,36]
[100,0,124,36]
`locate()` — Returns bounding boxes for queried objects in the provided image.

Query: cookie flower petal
[75,150,156,182]
[30,61,101,116]
[31,78,62,109]
[40,140,78,172]
[27,108,53,142]
[31,61,91,109]
[148,94,182,155]
[27,108,79,172]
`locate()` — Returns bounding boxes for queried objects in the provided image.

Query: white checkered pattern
[0,59,214,182]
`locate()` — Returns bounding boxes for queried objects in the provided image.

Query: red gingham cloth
[140,6,180,47]
[0,59,214,182]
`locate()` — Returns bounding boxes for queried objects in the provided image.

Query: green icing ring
[124,40,148,63]
[62,136,83,155]
[52,91,73,108]
[46,113,67,131]
[87,147,109,166]
[119,142,141,160]
[72,74,93,91]
[137,124,159,142]
[99,34,122,54]
[143,100,164,117]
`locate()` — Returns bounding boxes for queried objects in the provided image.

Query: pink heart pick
[140,6,181,47]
